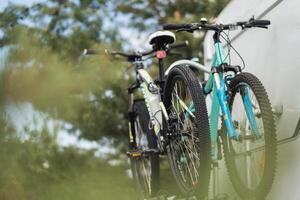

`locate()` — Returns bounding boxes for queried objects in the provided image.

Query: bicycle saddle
[148,31,176,47]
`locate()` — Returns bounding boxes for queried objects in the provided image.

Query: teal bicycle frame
[188,41,260,161]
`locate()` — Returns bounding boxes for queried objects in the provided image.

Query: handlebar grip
[168,41,189,49]
[251,19,270,26]
[105,49,119,56]
[163,23,191,30]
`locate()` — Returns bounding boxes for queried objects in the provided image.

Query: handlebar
[81,41,188,62]
[104,41,189,62]
[249,19,270,26]
[245,19,270,29]
[104,49,155,62]
[163,23,192,30]
[105,49,155,58]
[163,17,271,33]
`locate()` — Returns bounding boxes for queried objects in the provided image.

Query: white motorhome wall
[203,0,300,199]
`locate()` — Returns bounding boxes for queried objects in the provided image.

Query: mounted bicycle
[163,17,277,199]
[105,31,211,199]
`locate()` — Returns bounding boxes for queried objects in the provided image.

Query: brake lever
[255,25,268,29]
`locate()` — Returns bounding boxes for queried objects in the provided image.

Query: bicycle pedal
[127,149,159,158]
[126,151,142,157]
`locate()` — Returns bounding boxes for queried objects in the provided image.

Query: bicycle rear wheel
[129,101,159,199]
[163,66,211,199]
[222,72,277,199]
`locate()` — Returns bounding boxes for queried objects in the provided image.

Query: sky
[5,100,117,158]
[0,0,41,9]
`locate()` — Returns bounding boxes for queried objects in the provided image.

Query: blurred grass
[41,163,136,200]
[0,135,137,200]
[0,133,181,200]
[0,26,138,200]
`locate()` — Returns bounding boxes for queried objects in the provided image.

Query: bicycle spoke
[182,138,200,178]
[172,132,200,185]
[176,139,198,185]
[141,159,151,194]
[171,81,195,122]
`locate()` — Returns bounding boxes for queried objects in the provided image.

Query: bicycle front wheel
[222,72,277,199]
[163,66,211,199]
[129,101,159,199]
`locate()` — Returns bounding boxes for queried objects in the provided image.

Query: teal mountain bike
[163,17,277,199]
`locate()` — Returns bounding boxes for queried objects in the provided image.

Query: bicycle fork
[241,86,260,137]
[212,72,261,156]
[213,72,239,140]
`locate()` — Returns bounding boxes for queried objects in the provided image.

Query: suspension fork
[241,85,260,136]
[128,94,137,149]
[213,72,239,140]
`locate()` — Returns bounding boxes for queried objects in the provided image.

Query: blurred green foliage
[0,0,229,142]
[1,0,129,142]
[0,123,136,200]
[0,0,229,199]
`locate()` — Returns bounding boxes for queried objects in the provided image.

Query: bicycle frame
[168,40,260,161]
[128,58,169,152]
[204,42,239,160]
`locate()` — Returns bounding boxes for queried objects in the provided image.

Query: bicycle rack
[209,114,300,200]
[277,117,300,145]
[147,115,300,200]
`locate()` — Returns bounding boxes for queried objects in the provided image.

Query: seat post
[158,58,165,94]
[155,47,167,99]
